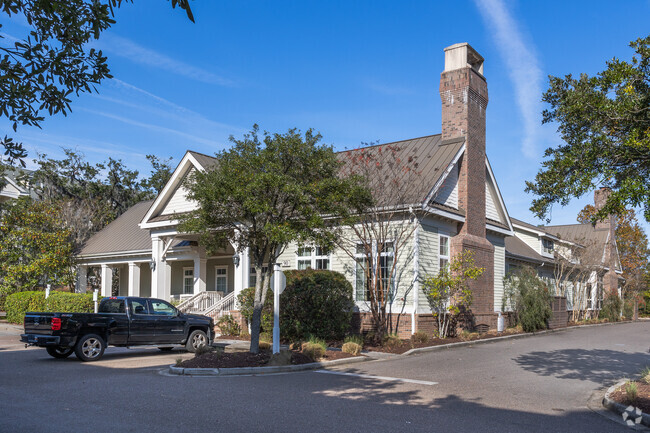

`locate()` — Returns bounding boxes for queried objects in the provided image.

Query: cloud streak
[474,0,543,159]
[101,35,236,87]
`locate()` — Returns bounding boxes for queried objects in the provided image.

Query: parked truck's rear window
[99,299,125,313]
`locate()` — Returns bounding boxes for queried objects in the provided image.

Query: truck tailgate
[24,313,56,335]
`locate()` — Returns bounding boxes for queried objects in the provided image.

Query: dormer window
[542,239,554,255]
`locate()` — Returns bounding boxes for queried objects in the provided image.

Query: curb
[169,355,368,376]
[602,379,650,428]
[401,320,640,356]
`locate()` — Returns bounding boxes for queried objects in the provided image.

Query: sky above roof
[2,0,649,232]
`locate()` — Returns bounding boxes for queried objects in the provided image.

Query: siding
[515,228,541,254]
[488,234,506,312]
[434,163,458,208]
[160,169,197,215]
[486,182,500,223]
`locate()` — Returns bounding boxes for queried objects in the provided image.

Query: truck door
[127,298,157,344]
[149,299,187,344]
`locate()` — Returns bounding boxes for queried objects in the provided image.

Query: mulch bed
[364,330,525,355]
[179,349,358,369]
[610,381,650,414]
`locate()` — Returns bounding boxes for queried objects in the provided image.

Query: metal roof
[79,200,154,256]
[545,223,609,245]
[505,235,550,264]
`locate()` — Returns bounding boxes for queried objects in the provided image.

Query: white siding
[514,228,541,254]
[486,183,500,222]
[488,234,506,312]
[434,164,458,208]
[160,169,198,215]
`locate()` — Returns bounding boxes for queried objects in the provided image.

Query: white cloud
[101,35,236,87]
[474,0,543,159]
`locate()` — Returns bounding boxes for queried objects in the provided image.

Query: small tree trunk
[250,303,262,354]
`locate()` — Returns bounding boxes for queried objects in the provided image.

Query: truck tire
[185,330,208,353]
[74,334,106,362]
[46,346,74,359]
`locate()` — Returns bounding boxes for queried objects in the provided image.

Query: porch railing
[177,291,223,314]
[203,291,236,318]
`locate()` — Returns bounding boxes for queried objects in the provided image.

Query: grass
[640,366,650,385]
[625,380,638,404]
[344,334,364,347]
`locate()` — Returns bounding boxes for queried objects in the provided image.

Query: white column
[100,264,112,297]
[75,265,88,293]
[411,222,420,335]
[232,246,250,307]
[194,256,207,294]
[151,236,171,300]
[128,262,141,297]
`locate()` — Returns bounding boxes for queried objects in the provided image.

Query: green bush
[5,291,99,324]
[503,267,552,332]
[622,298,635,320]
[280,270,354,342]
[600,290,622,322]
[410,330,430,345]
[237,287,273,332]
[215,314,241,336]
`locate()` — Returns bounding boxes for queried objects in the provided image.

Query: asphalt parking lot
[1,321,649,433]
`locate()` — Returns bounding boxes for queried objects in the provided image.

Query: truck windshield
[99,299,126,313]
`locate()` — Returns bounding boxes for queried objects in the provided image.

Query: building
[76,43,621,334]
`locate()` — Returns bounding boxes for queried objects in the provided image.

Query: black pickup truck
[21,297,214,362]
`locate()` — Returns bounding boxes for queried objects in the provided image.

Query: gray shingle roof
[188,151,218,169]
[80,200,154,256]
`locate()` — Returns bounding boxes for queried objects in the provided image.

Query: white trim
[422,205,466,222]
[486,223,514,236]
[411,221,419,335]
[140,152,207,229]
[424,143,465,205]
[295,245,331,270]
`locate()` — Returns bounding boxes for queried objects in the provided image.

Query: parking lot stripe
[313,370,438,386]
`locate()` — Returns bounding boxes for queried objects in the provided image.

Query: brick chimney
[593,187,619,293]
[440,43,495,324]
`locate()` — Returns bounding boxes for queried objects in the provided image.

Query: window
[439,234,450,272]
[130,299,148,315]
[150,300,176,316]
[355,243,369,301]
[296,246,330,270]
[596,275,604,309]
[249,265,268,288]
[215,266,228,293]
[99,298,125,314]
[586,283,593,309]
[354,242,394,302]
[183,267,194,294]
[542,238,554,255]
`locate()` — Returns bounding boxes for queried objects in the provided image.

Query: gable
[433,163,458,208]
[159,169,197,216]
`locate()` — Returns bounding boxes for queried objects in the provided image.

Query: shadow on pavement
[513,348,649,383]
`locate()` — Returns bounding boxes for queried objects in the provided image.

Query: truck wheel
[74,334,106,362]
[186,330,208,353]
[46,346,74,359]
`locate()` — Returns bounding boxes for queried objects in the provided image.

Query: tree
[526,36,650,222]
[0,0,194,167]
[179,126,370,353]
[503,266,552,332]
[335,143,426,339]
[0,198,74,307]
[30,149,171,252]
[577,204,649,316]
[423,250,484,338]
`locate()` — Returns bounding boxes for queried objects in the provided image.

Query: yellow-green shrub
[301,342,325,360]
[341,342,362,356]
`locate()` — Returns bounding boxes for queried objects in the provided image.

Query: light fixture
[232,254,240,267]
[149,258,156,271]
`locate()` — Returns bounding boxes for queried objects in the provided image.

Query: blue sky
[2,0,649,230]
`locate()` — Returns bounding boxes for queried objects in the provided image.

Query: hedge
[5,291,100,324]
[237,287,274,332]
[280,269,354,342]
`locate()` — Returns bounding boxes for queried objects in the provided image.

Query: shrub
[503,267,552,332]
[382,334,402,350]
[5,290,98,324]
[625,380,638,404]
[307,335,327,350]
[259,332,273,344]
[622,298,635,320]
[280,270,354,342]
[344,335,364,347]
[600,290,622,322]
[258,341,271,351]
[194,345,215,357]
[341,342,362,356]
[237,287,273,332]
[410,331,430,345]
[641,366,650,385]
[301,342,325,360]
[216,314,241,336]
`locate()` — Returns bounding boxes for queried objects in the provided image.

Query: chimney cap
[444,42,484,75]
